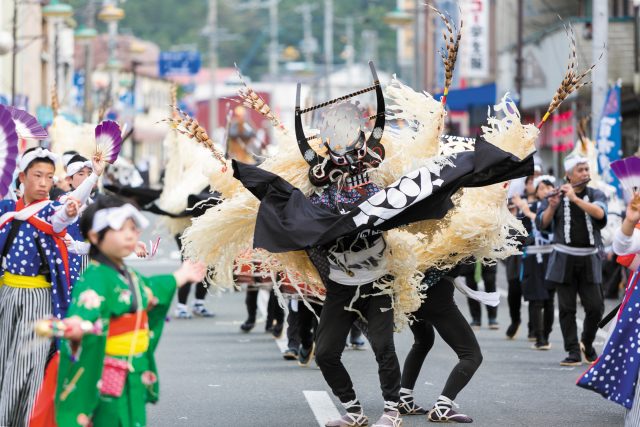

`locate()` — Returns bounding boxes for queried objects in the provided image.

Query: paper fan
[0,106,19,198]
[6,106,48,140]
[611,156,640,196]
[95,120,122,164]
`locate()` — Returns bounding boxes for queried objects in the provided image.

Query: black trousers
[286,300,301,349]
[507,278,522,325]
[298,301,322,349]
[401,279,482,400]
[461,264,497,322]
[529,289,555,341]
[245,287,284,326]
[315,281,400,404]
[553,258,604,354]
[177,281,208,304]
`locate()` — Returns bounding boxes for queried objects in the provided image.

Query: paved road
[130,251,625,427]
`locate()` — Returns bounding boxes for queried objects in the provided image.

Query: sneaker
[298,344,315,367]
[350,336,366,351]
[532,340,551,351]
[427,398,472,423]
[560,354,582,366]
[192,304,215,318]
[398,395,426,415]
[282,347,299,360]
[580,341,598,363]
[488,318,499,330]
[372,410,401,427]
[174,306,192,319]
[272,322,284,339]
[469,319,481,330]
[505,322,520,339]
[325,411,368,427]
[240,320,255,333]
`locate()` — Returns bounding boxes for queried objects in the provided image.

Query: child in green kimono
[53,195,206,427]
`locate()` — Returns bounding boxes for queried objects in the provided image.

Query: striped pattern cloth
[0,286,52,426]
[627,371,640,426]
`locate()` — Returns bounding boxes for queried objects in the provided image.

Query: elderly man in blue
[0,147,97,427]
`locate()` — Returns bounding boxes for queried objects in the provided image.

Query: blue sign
[596,83,622,195]
[36,105,54,128]
[73,71,85,107]
[158,51,201,77]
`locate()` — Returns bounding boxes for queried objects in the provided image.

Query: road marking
[275,334,288,352]
[496,288,607,339]
[304,390,341,427]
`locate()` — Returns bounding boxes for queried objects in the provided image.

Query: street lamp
[384,3,423,89]
[98,2,125,108]
[43,0,74,104]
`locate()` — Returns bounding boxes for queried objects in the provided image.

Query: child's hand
[135,241,148,258]
[173,260,207,287]
[92,154,105,177]
[65,198,80,218]
[62,316,85,341]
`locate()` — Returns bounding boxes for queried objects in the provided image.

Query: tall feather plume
[50,86,60,117]
[161,106,228,172]
[428,4,462,106]
[538,22,602,128]
[235,65,288,134]
[170,83,179,119]
[576,115,591,150]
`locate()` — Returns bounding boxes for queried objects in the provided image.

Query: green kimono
[55,262,176,427]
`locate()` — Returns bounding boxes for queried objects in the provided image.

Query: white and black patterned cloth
[234,137,534,253]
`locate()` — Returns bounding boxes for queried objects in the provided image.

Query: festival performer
[0,145,91,426]
[398,268,484,423]
[514,175,556,350]
[536,154,606,366]
[577,158,640,425]
[35,196,206,427]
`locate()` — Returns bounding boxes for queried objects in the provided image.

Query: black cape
[233,137,534,253]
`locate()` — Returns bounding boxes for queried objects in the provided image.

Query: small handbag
[99,357,129,397]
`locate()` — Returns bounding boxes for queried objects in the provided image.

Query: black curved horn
[365,61,385,163]
[295,83,321,166]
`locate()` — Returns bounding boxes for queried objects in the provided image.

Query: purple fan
[611,156,640,196]
[0,106,19,198]
[6,106,48,140]
[95,120,122,164]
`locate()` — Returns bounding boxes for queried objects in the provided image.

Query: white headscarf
[91,203,149,233]
[19,148,59,172]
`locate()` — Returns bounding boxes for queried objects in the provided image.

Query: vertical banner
[459,0,489,79]
[596,83,622,194]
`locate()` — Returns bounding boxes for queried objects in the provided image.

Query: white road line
[496,288,607,339]
[275,335,288,352]
[304,390,342,427]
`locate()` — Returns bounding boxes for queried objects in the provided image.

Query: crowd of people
[0,6,638,426]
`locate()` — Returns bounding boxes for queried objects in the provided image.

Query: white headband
[91,203,149,233]
[533,174,556,189]
[563,156,588,172]
[66,160,92,177]
[62,153,77,168]
[19,148,59,172]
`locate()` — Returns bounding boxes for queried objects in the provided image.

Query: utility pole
[83,0,97,122]
[345,17,354,84]
[208,0,218,132]
[10,0,17,106]
[323,0,333,99]
[591,0,608,138]
[268,0,278,76]
[515,0,523,105]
